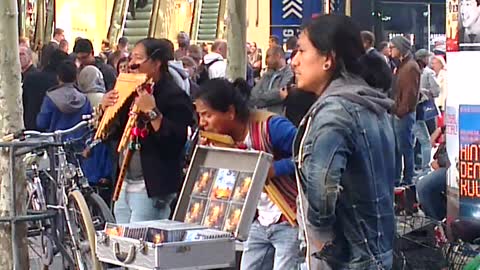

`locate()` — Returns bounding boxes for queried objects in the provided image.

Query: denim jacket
[294,76,396,270]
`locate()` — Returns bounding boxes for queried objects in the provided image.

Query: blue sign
[270,0,323,45]
[458,105,480,219]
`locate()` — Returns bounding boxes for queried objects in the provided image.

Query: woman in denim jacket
[292,15,396,269]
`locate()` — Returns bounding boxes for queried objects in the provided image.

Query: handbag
[418,99,439,121]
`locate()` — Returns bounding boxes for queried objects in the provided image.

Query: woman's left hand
[135,87,156,112]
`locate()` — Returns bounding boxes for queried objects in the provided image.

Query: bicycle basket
[442,241,480,270]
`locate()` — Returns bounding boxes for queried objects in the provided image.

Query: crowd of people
[18,13,450,269]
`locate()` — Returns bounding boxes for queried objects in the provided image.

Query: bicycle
[6,119,111,270]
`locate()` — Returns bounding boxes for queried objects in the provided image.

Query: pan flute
[94,73,147,142]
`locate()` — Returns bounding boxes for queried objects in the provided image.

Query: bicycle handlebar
[2,115,94,142]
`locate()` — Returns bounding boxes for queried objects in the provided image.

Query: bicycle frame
[10,118,99,269]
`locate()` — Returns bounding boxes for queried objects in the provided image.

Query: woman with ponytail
[194,78,301,270]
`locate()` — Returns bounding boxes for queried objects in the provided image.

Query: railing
[190,0,203,42]
[148,0,161,37]
[217,0,227,39]
[107,0,130,46]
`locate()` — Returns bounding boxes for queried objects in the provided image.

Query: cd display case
[95,146,272,269]
[173,146,273,240]
[96,220,235,270]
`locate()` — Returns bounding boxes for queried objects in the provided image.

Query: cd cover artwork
[210,169,239,200]
[192,167,217,197]
[202,200,228,229]
[232,172,253,202]
[224,203,243,233]
[184,197,207,224]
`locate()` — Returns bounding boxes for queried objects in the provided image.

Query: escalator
[107,0,158,47]
[190,0,225,43]
[122,0,153,46]
[107,0,224,47]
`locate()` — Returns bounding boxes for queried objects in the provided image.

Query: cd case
[173,146,273,240]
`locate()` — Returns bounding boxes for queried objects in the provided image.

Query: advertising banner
[447,0,459,51]
[270,0,322,45]
[458,105,480,218]
[446,51,480,220]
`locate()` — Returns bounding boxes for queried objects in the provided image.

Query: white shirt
[244,133,282,226]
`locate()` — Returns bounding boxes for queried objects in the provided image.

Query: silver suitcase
[96,220,235,269]
[96,146,273,269]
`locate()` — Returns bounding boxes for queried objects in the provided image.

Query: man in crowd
[59,39,69,53]
[359,31,392,93]
[174,31,190,60]
[268,35,280,49]
[390,36,421,186]
[41,28,65,68]
[74,38,117,91]
[23,50,69,130]
[201,39,227,80]
[250,46,293,114]
[19,46,37,81]
[285,36,298,63]
[108,37,130,69]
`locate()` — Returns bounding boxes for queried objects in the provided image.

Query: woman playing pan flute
[194,78,301,270]
[101,38,194,223]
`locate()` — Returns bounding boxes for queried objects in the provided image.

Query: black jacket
[22,69,58,130]
[94,57,118,92]
[108,74,194,197]
[359,48,393,94]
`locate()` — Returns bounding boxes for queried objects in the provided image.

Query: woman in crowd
[194,78,300,270]
[431,55,447,111]
[291,15,396,269]
[77,65,113,200]
[101,38,194,223]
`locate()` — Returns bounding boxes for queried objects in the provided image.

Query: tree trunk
[226,0,246,80]
[43,0,55,44]
[0,0,29,269]
[33,0,45,52]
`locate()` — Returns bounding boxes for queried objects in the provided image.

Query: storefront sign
[270,0,322,45]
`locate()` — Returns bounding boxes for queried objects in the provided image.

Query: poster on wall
[447,0,459,51]
[457,0,480,50]
[446,106,459,189]
[458,105,480,218]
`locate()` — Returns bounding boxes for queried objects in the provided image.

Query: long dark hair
[136,38,174,73]
[194,78,251,123]
[302,15,365,79]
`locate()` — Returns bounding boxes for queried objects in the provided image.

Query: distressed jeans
[114,187,176,223]
[413,120,432,169]
[393,113,416,185]
[240,220,301,270]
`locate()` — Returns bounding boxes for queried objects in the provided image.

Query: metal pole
[345,0,351,16]
[427,3,431,50]
[10,146,20,270]
[324,0,330,14]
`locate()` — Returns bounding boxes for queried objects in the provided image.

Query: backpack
[197,58,223,85]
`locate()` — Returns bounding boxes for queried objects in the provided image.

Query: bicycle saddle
[451,218,480,244]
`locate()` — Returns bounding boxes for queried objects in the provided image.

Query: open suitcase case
[96,146,273,269]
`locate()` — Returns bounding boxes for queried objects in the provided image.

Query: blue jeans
[114,188,176,223]
[393,113,416,185]
[240,220,301,270]
[413,120,431,169]
[416,168,447,221]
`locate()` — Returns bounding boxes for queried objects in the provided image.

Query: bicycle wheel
[67,190,101,270]
[85,192,115,230]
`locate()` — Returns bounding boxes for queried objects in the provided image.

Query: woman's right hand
[101,90,119,109]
